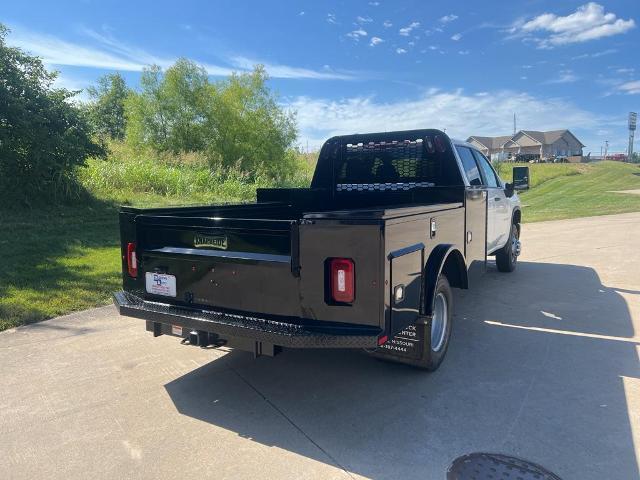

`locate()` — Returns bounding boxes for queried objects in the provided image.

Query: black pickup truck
[114,129,528,370]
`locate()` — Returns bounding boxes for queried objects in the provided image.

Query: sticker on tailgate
[145,272,177,297]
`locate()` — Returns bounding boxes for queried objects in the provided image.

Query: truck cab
[452,139,523,260]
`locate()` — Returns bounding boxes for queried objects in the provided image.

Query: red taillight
[126,242,138,278]
[330,258,355,303]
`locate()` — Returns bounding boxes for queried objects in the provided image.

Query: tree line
[0,24,298,203]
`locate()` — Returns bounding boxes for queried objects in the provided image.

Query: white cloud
[396,48,407,54]
[356,16,373,23]
[346,28,368,40]
[545,70,579,84]
[520,76,528,80]
[8,25,353,81]
[399,22,420,36]
[451,33,462,41]
[616,68,635,75]
[618,81,640,94]
[289,89,604,151]
[298,11,305,16]
[9,26,158,72]
[383,20,393,28]
[369,36,384,47]
[230,57,355,80]
[369,1,380,5]
[327,13,337,25]
[458,50,470,55]
[572,48,617,59]
[439,15,458,24]
[509,2,635,48]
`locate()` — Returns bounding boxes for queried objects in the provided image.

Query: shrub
[0,25,105,204]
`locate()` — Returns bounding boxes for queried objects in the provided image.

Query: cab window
[472,150,499,188]
[456,146,482,186]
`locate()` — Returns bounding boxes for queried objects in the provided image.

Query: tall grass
[79,142,314,206]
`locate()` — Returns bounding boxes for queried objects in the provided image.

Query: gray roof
[467,135,512,149]
[468,129,585,149]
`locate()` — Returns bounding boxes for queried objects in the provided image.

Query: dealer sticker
[145,272,177,297]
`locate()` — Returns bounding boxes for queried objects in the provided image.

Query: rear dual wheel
[371,275,453,371]
[422,275,453,371]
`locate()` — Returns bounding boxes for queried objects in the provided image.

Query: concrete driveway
[1,212,639,480]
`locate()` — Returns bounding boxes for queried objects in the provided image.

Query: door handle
[494,197,501,201]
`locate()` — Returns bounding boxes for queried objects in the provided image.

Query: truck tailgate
[135,214,302,317]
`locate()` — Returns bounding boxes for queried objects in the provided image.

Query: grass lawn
[0,201,121,331]
[498,161,640,222]
[2,160,640,331]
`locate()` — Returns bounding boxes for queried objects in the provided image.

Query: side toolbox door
[388,243,424,338]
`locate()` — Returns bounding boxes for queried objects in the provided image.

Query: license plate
[145,272,177,297]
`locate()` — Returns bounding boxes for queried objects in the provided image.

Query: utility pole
[629,112,637,160]
[604,140,609,161]
[513,113,516,136]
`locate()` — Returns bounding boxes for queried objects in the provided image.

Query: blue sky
[3,1,639,153]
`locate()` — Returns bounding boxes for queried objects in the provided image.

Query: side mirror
[512,166,530,191]
[504,182,515,198]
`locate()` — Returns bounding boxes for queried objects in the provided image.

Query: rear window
[334,137,462,191]
[456,146,482,186]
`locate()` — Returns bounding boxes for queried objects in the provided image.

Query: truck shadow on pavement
[165,261,639,480]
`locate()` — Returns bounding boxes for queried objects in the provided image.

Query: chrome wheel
[511,226,521,262]
[431,292,448,352]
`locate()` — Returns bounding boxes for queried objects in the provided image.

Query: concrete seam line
[225,360,356,479]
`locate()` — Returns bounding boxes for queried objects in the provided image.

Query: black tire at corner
[496,223,518,273]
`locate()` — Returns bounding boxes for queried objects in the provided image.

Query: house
[467,130,585,162]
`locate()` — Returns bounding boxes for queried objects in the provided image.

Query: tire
[496,223,520,272]
[421,275,453,371]
[370,275,453,371]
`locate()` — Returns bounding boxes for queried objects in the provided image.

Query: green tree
[86,72,130,140]
[125,60,297,176]
[205,66,298,176]
[126,60,209,152]
[0,24,105,202]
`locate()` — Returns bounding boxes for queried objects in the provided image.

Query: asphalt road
[1,212,639,480]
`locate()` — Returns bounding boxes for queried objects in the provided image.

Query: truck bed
[116,187,469,348]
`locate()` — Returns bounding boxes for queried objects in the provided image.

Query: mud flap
[371,314,433,367]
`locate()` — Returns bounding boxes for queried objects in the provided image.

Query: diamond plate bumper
[113,291,381,349]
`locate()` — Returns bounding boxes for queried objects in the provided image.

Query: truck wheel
[370,275,453,371]
[422,275,453,371]
[496,223,520,273]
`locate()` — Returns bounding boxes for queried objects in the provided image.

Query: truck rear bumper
[113,291,381,349]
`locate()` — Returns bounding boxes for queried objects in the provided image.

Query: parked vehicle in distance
[114,129,528,370]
